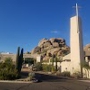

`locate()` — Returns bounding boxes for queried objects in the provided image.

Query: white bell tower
[70,3,84,75]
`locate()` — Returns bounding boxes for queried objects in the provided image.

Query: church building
[61,3,90,78]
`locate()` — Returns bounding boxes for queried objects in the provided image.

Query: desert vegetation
[0,47,24,80]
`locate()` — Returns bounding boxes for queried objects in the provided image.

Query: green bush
[60,71,70,77]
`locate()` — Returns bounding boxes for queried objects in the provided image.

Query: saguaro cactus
[19,48,23,72]
[16,47,24,73]
[16,47,20,72]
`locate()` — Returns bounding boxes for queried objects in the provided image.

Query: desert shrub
[4,57,13,64]
[72,71,81,78]
[60,71,70,77]
[0,63,19,80]
[0,69,19,80]
[42,64,55,72]
[34,62,42,71]
[28,72,35,80]
[0,58,20,80]
[42,64,51,71]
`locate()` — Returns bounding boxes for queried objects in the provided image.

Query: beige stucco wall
[61,54,71,72]
[61,60,71,72]
[0,54,16,62]
[36,56,41,62]
[0,53,38,63]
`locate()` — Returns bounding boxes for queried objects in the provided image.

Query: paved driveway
[0,73,90,90]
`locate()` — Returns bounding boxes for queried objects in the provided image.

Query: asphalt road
[0,73,90,90]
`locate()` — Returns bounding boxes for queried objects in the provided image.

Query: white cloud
[83,33,88,37]
[51,30,59,34]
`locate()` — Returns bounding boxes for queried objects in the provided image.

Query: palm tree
[52,55,63,71]
[55,56,63,71]
[54,56,58,71]
[57,56,63,72]
[50,57,54,72]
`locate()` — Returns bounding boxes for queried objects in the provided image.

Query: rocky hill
[30,38,70,61]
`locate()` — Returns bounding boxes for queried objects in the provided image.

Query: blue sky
[0,0,90,53]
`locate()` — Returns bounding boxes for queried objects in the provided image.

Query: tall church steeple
[70,3,84,76]
[73,3,81,33]
[76,3,79,17]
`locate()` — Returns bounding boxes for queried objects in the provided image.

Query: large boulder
[30,38,70,61]
[31,46,41,54]
[52,42,59,48]
[47,48,60,55]
[43,41,52,48]
[84,44,90,56]
[38,38,48,47]
[50,38,56,43]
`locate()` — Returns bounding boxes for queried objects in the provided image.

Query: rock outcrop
[31,38,70,61]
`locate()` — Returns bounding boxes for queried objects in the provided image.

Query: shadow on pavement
[21,71,29,79]
[20,70,68,82]
[35,72,68,82]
